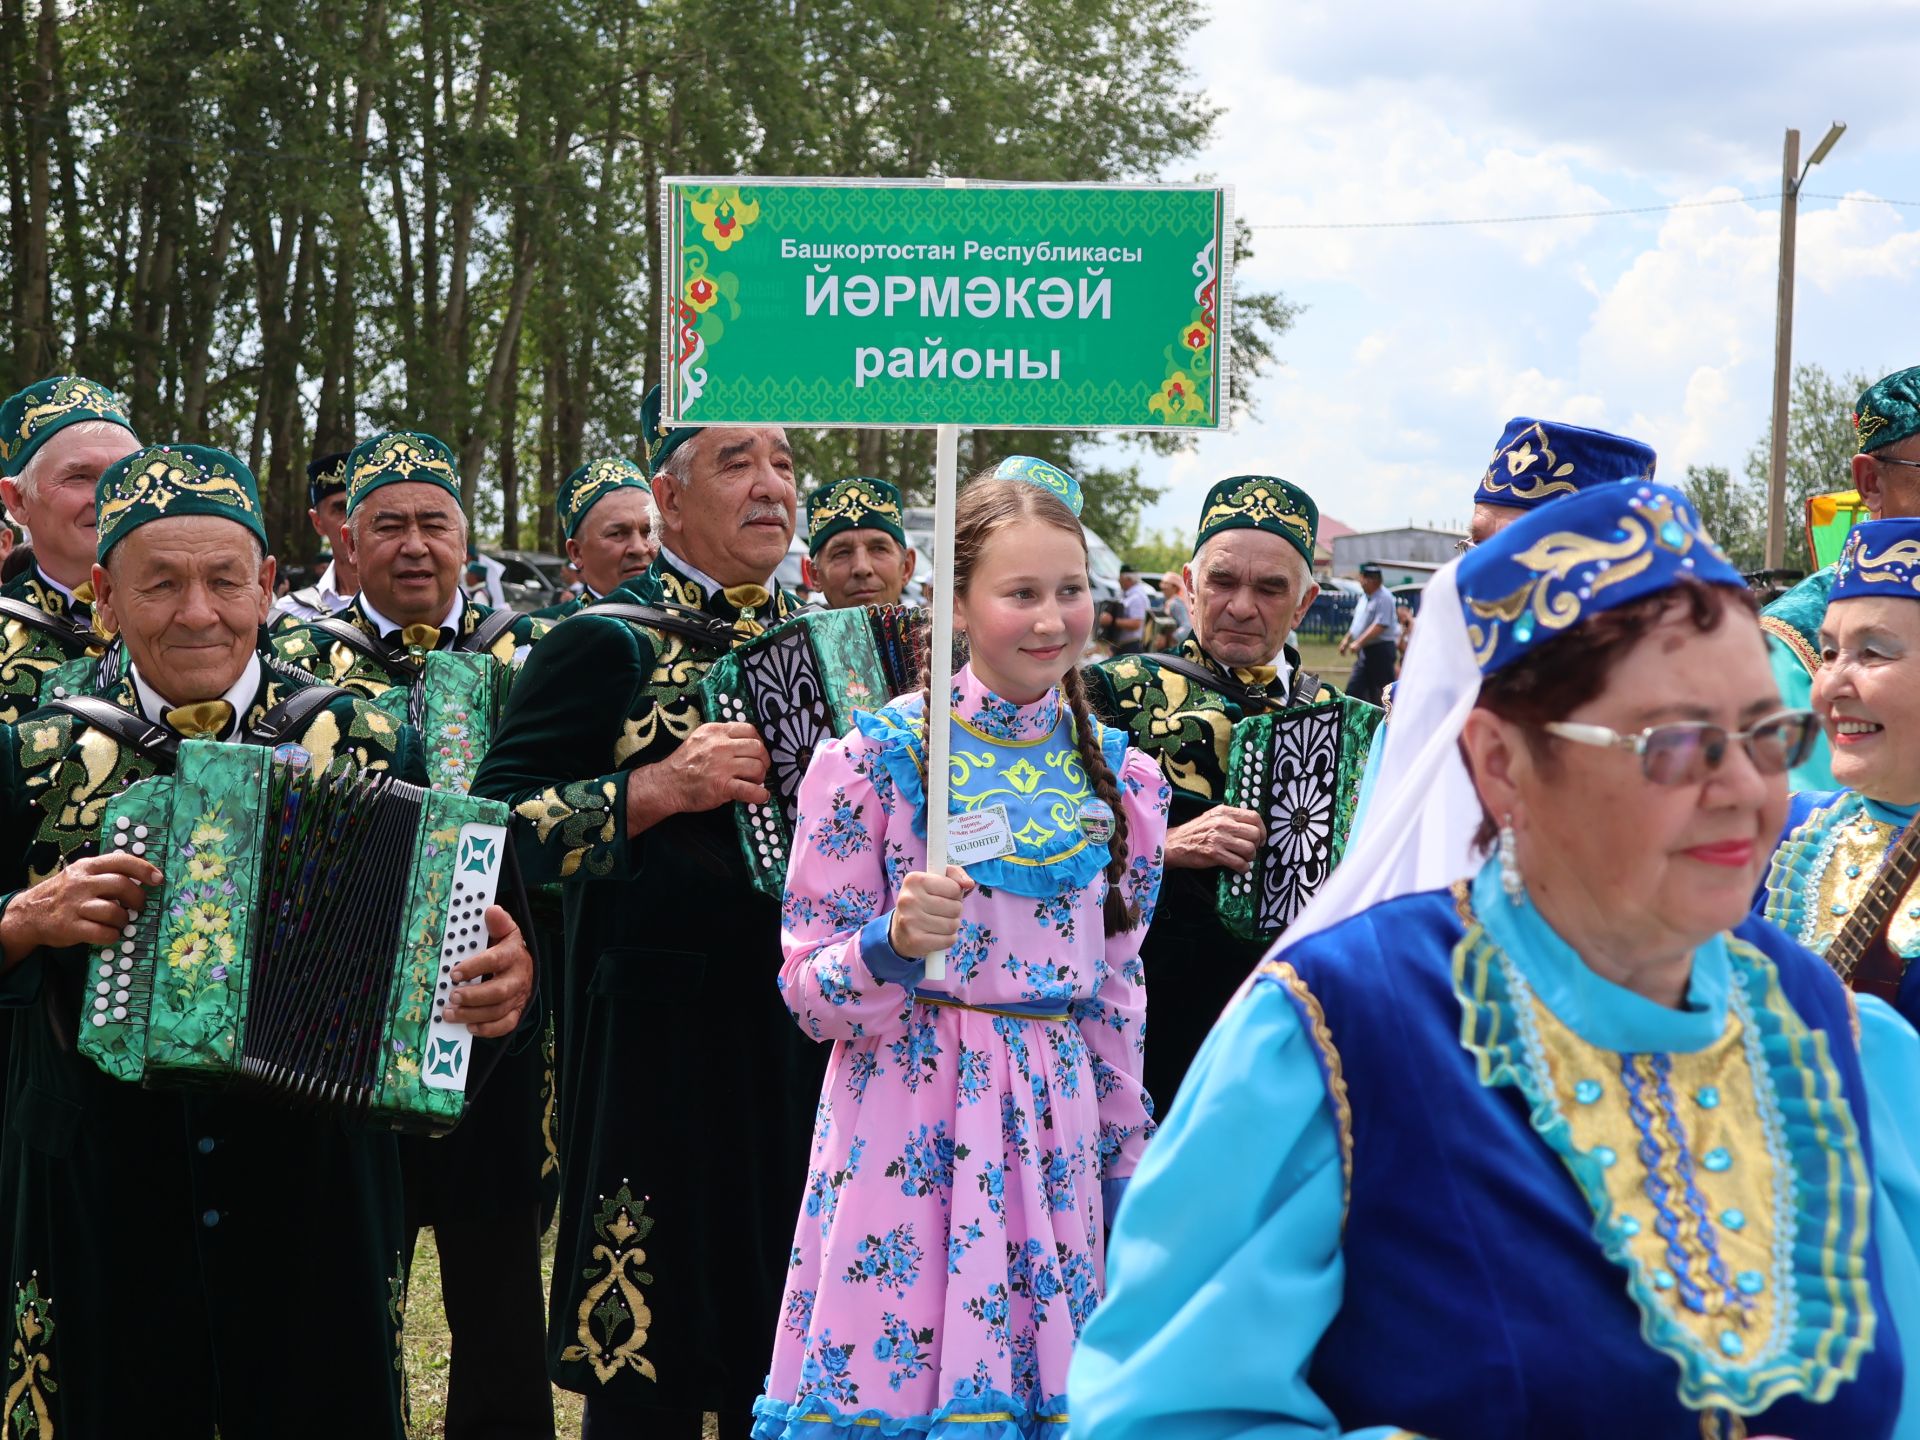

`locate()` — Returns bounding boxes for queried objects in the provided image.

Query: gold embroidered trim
[1255,958,1353,1217]
[1758,614,1820,679]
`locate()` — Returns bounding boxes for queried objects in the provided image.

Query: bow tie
[165,700,235,740]
[1230,663,1280,697]
[399,623,447,656]
[722,584,771,641]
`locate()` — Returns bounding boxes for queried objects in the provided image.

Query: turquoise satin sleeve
[1855,995,1920,1440]
[1350,719,1388,836]
[1767,634,1835,791]
[1068,980,1405,1440]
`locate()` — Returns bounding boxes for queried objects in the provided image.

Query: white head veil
[1283,557,1487,946]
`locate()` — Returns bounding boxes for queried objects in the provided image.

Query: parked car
[485,548,567,612]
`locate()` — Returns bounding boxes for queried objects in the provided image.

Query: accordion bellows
[79,741,510,1133]
[1218,695,1383,941]
[701,603,927,898]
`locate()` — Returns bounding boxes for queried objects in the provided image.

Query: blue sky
[1112,0,1920,541]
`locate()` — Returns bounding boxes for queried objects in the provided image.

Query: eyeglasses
[1539,709,1818,785]
[1873,455,1920,474]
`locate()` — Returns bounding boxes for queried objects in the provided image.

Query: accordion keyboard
[90,815,160,1038]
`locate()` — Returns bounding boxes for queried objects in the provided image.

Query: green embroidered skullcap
[345,430,462,515]
[559,457,652,540]
[1855,366,1920,454]
[1193,474,1319,566]
[807,476,906,555]
[96,443,266,561]
[0,375,136,478]
[640,385,698,479]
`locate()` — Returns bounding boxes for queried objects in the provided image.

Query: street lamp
[1764,120,1847,570]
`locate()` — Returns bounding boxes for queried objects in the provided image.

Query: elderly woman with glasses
[1764,517,1920,1029]
[1070,482,1920,1440]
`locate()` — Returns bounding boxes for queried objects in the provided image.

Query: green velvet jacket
[0,568,102,725]
[1083,637,1342,1114]
[471,552,826,1411]
[0,652,425,1438]
[269,593,549,698]
[270,592,558,1226]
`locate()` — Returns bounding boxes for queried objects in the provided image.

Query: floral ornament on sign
[689,186,760,251]
[1149,370,1207,424]
[1145,236,1219,425]
[674,242,743,410]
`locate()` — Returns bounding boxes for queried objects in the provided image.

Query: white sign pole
[922,421,960,981]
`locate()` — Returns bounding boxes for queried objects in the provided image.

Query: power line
[1249,190,1920,231]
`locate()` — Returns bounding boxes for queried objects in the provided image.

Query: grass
[1295,638,1347,682]
[403,1223,719,1438]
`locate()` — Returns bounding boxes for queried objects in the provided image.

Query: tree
[1679,463,1765,573]
[0,0,1296,558]
[1744,362,1874,521]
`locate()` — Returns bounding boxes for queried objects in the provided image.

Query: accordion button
[98,964,112,979]
[134,826,148,839]
[111,1005,126,1020]
[118,958,132,972]
[200,1209,219,1229]
[95,981,109,996]
[131,844,145,856]
[114,990,128,1005]
[111,835,126,849]
[121,942,134,955]
[115,817,129,831]
[196,1137,215,1155]
[93,997,107,1012]
[91,1013,106,1027]
[121,924,136,938]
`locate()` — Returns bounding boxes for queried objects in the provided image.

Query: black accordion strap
[572,601,734,649]
[308,614,402,668]
[455,606,521,656]
[43,696,179,765]
[1140,652,1259,711]
[0,596,91,649]
[250,683,352,744]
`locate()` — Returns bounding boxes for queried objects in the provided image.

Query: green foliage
[1680,463,1766,573]
[1,0,1293,557]
[1743,362,1873,518]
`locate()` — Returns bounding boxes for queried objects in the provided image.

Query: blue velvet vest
[1272,888,1903,1440]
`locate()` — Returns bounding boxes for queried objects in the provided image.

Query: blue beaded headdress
[1456,481,1743,675]
[991,455,1083,516]
[1831,518,1920,601]
[1474,417,1658,513]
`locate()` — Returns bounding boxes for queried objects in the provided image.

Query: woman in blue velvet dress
[1763,516,1920,1029]
[1070,481,1920,1440]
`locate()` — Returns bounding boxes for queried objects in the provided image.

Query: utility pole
[1765,121,1846,570]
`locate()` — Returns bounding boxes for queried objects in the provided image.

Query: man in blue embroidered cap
[800,475,916,609]
[271,448,359,624]
[1469,416,1658,544]
[0,375,140,722]
[537,456,656,619]
[1072,480,1920,1440]
[1085,472,1382,1111]
[1761,364,1920,791]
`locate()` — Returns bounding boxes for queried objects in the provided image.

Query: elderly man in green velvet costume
[472,385,825,1439]
[800,474,917,608]
[1085,474,1363,1112]
[272,427,558,1440]
[0,375,141,721]
[537,456,657,620]
[1761,365,1920,791]
[0,442,533,1438]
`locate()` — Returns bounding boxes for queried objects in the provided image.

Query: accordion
[78,740,510,1134]
[699,604,926,898]
[1217,695,1383,941]
[372,649,512,794]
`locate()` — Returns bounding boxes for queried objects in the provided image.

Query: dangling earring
[1499,814,1524,905]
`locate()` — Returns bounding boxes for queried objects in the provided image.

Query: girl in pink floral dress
[752,466,1170,1438]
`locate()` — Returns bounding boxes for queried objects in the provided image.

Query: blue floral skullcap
[1457,481,1743,675]
[1832,518,1920,600]
[1474,417,1657,512]
[991,455,1083,516]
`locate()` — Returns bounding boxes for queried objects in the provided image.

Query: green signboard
[660,177,1233,430]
